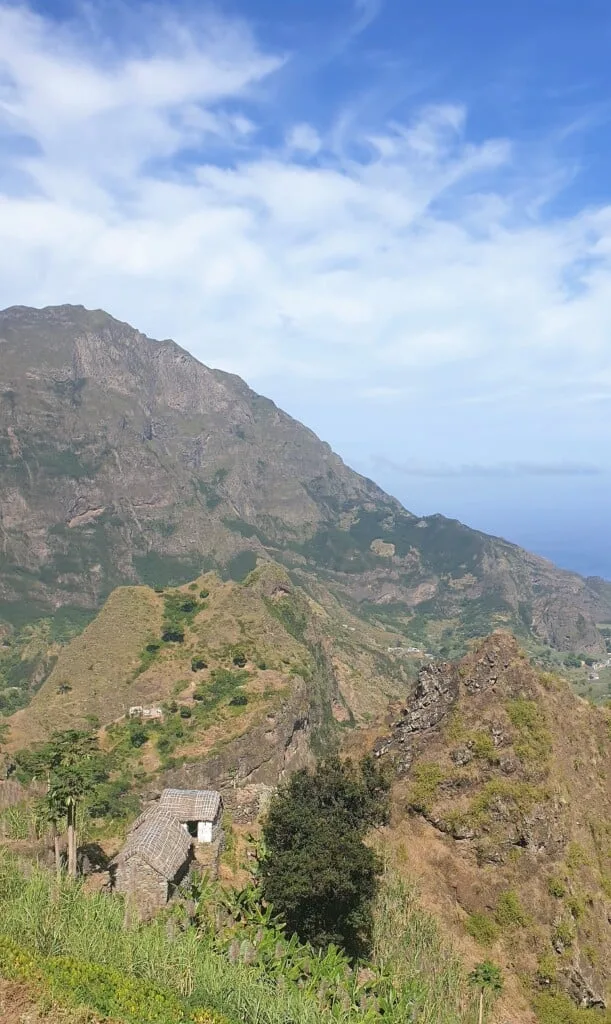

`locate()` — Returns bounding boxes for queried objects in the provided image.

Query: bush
[261,756,390,956]
[162,628,184,643]
[179,705,192,719]
[494,891,529,929]
[407,762,446,814]
[466,913,499,946]
[191,658,208,672]
[229,693,248,707]
[548,875,567,899]
[532,992,603,1024]
[552,920,575,949]
[127,723,149,748]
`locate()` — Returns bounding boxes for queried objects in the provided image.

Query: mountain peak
[1,304,610,660]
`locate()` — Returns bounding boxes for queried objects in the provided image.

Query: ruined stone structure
[114,808,191,920]
[113,788,224,919]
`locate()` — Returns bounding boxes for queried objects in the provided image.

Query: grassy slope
[0,854,480,1024]
[4,562,421,753]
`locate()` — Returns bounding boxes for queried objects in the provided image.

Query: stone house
[113,788,224,918]
[159,788,223,843]
[114,808,191,919]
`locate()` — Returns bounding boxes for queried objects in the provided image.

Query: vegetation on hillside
[0,852,483,1024]
[15,730,108,876]
[261,757,391,955]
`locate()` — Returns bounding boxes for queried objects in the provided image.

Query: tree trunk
[53,828,62,877]
[67,803,77,878]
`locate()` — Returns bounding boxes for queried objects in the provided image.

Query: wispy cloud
[372,457,603,479]
[1,0,611,418]
[351,0,384,37]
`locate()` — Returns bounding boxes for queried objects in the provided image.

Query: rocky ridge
[369,633,611,1014]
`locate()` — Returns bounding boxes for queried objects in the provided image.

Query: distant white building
[128,706,163,720]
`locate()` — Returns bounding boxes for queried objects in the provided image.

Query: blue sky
[2,1,611,576]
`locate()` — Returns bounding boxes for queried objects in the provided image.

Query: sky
[1,0,611,577]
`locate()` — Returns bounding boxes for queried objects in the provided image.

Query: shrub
[495,891,529,929]
[566,894,586,920]
[548,875,567,899]
[536,953,558,986]
[127,723,149,748]
[552,920,575,949]
[407,762,446,814]
[162,627,185,643]
[505,699,551,764]
[470,731,498,762]
[466,913,499,946]
[179,705,192,719]
[532,991,600,1024]
[229,693,248,707]
[192,658,208,672]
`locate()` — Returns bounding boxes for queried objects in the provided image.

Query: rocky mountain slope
[2,561,420,821]
[360,633,611,1020]
[2,303,611,661]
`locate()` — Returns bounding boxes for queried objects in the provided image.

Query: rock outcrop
[376,633,611,1013]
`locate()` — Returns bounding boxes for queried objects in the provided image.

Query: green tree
[469,960,503,1024]
[17,730,108,877]
[261,756,390,956]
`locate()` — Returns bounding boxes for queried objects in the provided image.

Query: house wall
[195,806,223,844]
[197,820,213,842]
[114,855,168,921]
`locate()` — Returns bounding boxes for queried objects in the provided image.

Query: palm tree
[21,730,107,877]
[469,960,503,1024]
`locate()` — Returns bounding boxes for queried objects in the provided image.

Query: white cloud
[1,0,611,422]
[286,123,321,155]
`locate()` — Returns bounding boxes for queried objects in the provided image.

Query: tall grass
[0,853,482,1023]
[373,873,478,1024]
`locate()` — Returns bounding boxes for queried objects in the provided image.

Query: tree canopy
[261,756,390,957]
[16,730,108,875]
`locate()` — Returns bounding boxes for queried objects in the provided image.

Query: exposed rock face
[154,678,314,821]
[1,304,611,654]
[397,662,460,733]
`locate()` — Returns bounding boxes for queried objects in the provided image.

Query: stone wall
[114,855,168,921]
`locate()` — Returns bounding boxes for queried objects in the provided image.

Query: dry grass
[7,588,162,747]
[0,977,111,1024]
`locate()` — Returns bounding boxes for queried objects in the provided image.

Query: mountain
[2,303,611,661]
[357,632,611,1018]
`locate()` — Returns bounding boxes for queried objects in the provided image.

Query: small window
[186,821,198,838]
